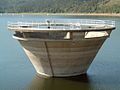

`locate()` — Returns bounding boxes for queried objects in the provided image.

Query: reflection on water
[28,71,120,90]
[27,74,91,90]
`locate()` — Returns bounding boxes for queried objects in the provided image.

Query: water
[0,14,120,90]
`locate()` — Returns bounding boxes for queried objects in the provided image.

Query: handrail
[8,19,115,32]
[8,19,115,26]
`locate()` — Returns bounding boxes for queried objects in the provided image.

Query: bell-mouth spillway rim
[12,34,108,41]
[8,19,116,32]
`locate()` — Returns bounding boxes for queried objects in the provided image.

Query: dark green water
[0,15,120,90]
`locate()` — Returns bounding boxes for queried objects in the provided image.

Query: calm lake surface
[0,14,120,90]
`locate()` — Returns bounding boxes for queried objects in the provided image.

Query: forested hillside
[0,0,120,13]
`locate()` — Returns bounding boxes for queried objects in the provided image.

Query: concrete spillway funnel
[8,19,115,77]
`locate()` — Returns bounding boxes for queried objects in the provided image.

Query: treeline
[0,0,120,13]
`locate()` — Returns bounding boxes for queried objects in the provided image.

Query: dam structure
[8,19,115,77]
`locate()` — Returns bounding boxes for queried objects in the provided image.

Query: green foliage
[0,0,120,13]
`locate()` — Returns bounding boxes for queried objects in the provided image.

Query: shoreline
[1,13,120,17]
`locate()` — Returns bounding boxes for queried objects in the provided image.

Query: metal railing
[8,19,115,30]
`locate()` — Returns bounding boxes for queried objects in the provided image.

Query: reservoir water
[0,14,120,90]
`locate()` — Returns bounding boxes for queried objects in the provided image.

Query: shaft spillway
[8,19,115,77]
